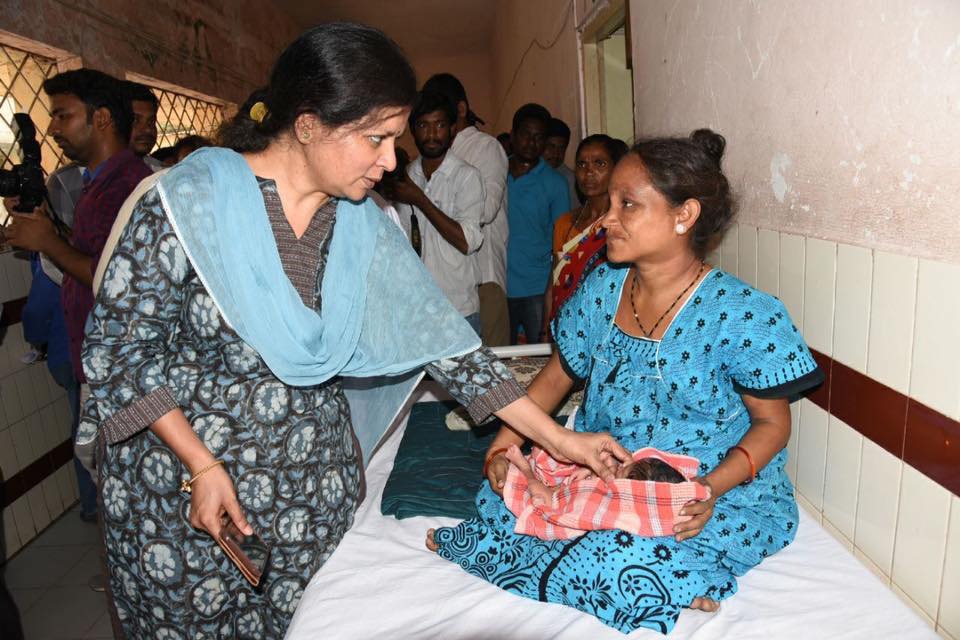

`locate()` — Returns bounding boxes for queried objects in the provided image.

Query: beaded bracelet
[482,447,510,478]
[728,445,756,484]
[180,459,225,493]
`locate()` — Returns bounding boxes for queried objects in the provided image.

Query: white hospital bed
[286,350,937,640]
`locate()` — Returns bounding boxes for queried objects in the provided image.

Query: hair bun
[690,128,725,164]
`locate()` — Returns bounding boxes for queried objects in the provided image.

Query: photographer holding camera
[4,69,152,522]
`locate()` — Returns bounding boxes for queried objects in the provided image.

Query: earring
[675,223,686,234]
[300,133,311,143]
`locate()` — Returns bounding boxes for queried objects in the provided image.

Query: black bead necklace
[629,260,706,338]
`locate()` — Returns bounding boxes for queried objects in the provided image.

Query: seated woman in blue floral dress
[428,129,824,634]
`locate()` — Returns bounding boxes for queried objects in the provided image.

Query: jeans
[48,362,98,517]
[507,295,545,344]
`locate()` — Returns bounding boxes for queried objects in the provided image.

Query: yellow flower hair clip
[250,101,268,124]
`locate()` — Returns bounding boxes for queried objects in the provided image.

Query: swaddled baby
[502,444,710,540]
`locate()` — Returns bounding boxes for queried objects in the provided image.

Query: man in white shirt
[423,73,510,346]
[387,90,484,334]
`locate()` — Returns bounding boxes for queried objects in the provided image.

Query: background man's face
[47,93,95,165]
[413,109,452,159]
[130,99,158,156]
[511,118,547,164]
[543,135,569,168]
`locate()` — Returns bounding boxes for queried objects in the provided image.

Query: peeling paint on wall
[769,153,791,203]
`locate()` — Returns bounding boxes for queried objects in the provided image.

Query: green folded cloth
[380,401,499,520]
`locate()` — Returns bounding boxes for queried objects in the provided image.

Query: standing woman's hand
[549,429,631,480]
[188,464,253,539]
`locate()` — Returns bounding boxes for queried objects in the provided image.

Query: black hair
[150,146,177,163]
[626,458,686,483]
[123,81,159,109]
[43,68,133,142]
[421,73,484,126]
[576,134,628,165]
[408,90,456,131]
[219,22,417,153]
[547,117,571,141]
[629,128,735,257]
[174,134,211,156]
[511,103,551,133]
[496,132,511,143]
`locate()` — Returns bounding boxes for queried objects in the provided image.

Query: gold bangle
[180,459,225,493]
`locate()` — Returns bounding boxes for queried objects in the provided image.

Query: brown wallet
[217,518,271,587]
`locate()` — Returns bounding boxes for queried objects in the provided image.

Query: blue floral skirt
[434,482,738,634]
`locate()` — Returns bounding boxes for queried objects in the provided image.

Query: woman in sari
[544,134,628,327]
[78,23,629,639]
[429,129,824,634]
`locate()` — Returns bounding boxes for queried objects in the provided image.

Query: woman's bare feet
[425,528,439,552]
[689,596,720,612]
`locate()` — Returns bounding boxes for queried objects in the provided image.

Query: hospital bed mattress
[286,388,938,640]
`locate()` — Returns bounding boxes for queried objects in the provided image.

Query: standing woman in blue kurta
[78,23,630,639]
[431,129,824,634]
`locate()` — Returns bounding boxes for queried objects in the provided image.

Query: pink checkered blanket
[502,446,711,540]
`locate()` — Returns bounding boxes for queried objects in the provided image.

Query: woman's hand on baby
[551,430,632,481]
[674,476,715,542]
[485,454,510,496]
[188,464,253,539]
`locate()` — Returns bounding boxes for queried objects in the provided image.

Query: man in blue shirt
[505,103,571,343]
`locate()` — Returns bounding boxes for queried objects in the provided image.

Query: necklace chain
[630,261,706,338]
[565,202,602,243]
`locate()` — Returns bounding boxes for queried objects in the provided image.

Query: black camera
[0,113,46,213]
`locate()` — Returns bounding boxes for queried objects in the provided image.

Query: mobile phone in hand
[217,517,271,587]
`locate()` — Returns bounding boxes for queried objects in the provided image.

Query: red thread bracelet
[483,447,510,478]
[729,445,756,484]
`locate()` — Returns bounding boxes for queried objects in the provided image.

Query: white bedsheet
[286,404,937,640]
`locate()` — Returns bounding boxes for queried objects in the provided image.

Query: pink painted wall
[0,0,301,104]
[628,0,960,264]
[489,0,581,155]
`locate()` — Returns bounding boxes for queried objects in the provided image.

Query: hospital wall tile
[41,476,62,521]
[802,238,836,356]
[822,416,862,541]
[891,584,936,630]
[796,400,828,511]
[910,259,960,419]
[9,418,36,470]
[867,251,918,395]
[936,495,960,639]
[24,412,46,465]
[855,438,903,575]
[757,228,780,296]
[854,547,890,585]
[832,243,873,374]
[0,427,18,477]
[2,502,20,558]
[891,465,950,618]
[786,399,800,484]
[9,495,35,552]
[720,223,739,276]
[55,463,78,509]
[737,224,758,287]
[15,369,38,417]
[939,626,958,640]
[779,233,805,331]
[820,517,854,552]
[1,376,24,426]
[26,485,51,533]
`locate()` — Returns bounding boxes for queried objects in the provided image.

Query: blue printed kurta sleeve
[81,188,189,444]
[727,294,824,398]
[426,347,524,424]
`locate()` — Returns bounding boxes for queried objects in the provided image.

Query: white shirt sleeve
[451,164,485,255]
[470,136,508,227]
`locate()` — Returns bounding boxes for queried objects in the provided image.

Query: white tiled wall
[716,223,960,639]
[0,255,78,559]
